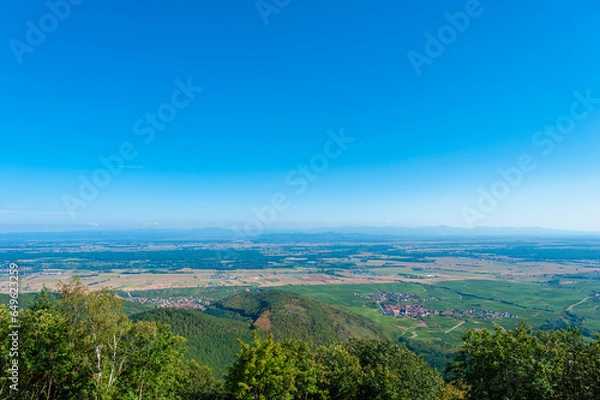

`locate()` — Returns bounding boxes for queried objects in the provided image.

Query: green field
[274,279,600,347]
[110,277,600,349]
[16,273,597,352]
[117,285,254,300]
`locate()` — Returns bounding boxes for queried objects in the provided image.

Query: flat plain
[2,234,599,348]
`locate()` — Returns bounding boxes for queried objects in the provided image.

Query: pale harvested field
[9,269,425,292]
[5,255,596,293]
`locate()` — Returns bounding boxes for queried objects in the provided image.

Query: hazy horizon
[1,223,599,235]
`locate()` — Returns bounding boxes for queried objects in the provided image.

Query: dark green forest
[131,291,385,377]
[213,291,385,344]
[132,308,254,377]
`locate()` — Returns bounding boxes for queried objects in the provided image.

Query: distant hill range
[132,290,385,377]
[1,225,597,240]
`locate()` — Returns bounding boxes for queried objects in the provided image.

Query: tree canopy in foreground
[447,322,600,400]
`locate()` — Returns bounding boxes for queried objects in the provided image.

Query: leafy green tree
[0,305,14,397]
[279,339,323,399]
[19,305,84,399]
[343,339,444,400]
[117,321,187,399]
[56,278,133,399]
[448,322,600,400]
[226,332,304,400]
[225,334,446,400]
[448,323,558,399]
[314,344,363,399]
[538,328,600,400]
[4,277,223,400]
[175,359,225,400]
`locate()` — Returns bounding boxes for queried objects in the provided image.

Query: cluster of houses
[382,303,515,319]
[126,296,209,310]
[205,273,247,280]
[354,291,515,319]
[354,291,438,303]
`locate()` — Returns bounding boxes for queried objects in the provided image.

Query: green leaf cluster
[448,322,600,399]
[225,333,444,400]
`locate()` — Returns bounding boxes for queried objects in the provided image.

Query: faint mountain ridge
[1,225,597,239]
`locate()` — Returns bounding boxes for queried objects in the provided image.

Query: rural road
[567,296,591,312]
[445,320,466,334]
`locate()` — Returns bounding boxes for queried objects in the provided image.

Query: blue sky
[1,0,600,232]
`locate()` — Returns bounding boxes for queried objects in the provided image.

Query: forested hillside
[213,290,385,344]
[132,308,253,377]
[132,290,386,376]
